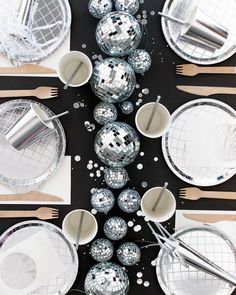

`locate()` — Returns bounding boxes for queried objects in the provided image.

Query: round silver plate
[2,0,71,63]
[0,99,66,190]
[161,99,236,186]
[156,225,236,295]
[0,220,78,295]
[161,0,236,64]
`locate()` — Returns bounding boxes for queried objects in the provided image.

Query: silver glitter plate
[161,99,236,186]
[4,0,71,63]
[156,225,236,295]
[0,100,66,190]
[0,220,78,295]
[161,0,236,64]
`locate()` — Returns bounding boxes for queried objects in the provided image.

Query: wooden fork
[179,187,236,200]
[176,64,236,76]
[0,86,58,99]
[0,207,59,220]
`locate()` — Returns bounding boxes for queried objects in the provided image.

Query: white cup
[141,187,176,222]
[57,51,93,87]
[135,102,171,138]
[62,209,98,245]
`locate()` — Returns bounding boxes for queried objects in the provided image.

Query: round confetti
[82,44,87,48]
[140,152,144,156]
[137,164,143,170]
[141,181,148,188]
[134,225,142,232]
[74,155,81,162]
[136,210,143,216]
[142,88,149,95]
[128,221,134,227]
[137,279,143,285]
[91,209,97,215]
[87,164,93,170]
[90,173,94,177]
[154,157,158,162]
[144,281,150,287]
[151,259,157,266]
[137,272,143,278]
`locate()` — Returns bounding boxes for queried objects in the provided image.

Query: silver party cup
[180,7,229,50]
[5,103,55,150]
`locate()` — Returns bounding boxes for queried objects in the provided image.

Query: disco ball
[117,242,141,266]
[94,122,140,167]
[94,102,117,125]
[128,49,152,74]
[90,238,114,262]
[104,216,128,240]
[115,0,139,15]
[104,167,129,189]
[90,58,136,103]
[120,101,134,115]
[88,0,112,19]
[91,188,115,214]
[118,189,141,213]
[84,262,129,295]
[96,11,142,57]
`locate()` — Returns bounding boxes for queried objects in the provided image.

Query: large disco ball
[84,262,129,295]
[90,58,136,103]
[94,122,140,167]
[96,11,142,57]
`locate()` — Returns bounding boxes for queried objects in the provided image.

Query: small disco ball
[96,11,142,57]
[128,49,152,74]
[90,58,136,103]
[84,262,129,295]
[115,0,139,15]
[90,238,114,262]
[94,102,117,125]
[104,217,128,240]
[104,167,129,189]
[117,189,141,213]
[91,188,115,214]
[117,242,141,266]
[120,101,134,115]
[88,0,112,19]
[94,122,140,167]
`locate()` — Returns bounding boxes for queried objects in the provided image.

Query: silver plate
[161,0,236,64]
[161,99,236,186]
[0,99,66,190]
[2,0,71,63]
[0,220,78,295]
[156,225,236,295]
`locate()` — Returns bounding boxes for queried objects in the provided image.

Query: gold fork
[0,207,59,220]
[179,187,236,200]
[176,64,236,76]
[0,86,58,99]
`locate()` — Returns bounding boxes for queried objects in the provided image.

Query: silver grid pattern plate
[4,0,71,63]
[161,0,236,64]
[0,220,78,295]
[161,99,236,186]
[156,226,236,295]
[0,99,66,190]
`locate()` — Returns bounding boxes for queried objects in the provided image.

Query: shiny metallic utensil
[177,85,236,96]
[64,62,83,90]
[0,64,56,75]
[0,191,63,202]
[145,96,161,131]
[75,211,85,251]
[0,207,59,220]
[158,11,185,25]
[176,64,236,76]
[45,111,69,123]
[180,187,236,200]
[148,222,236,286]
[184,213,236,223]
[5,103,55,150]
[0,86,58,99]
[152,182,168,211]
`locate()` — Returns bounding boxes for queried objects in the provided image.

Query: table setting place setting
[0,0,235,295]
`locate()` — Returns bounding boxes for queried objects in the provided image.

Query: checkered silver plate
[156,225,236,295]
[0,221,78,295]
[161,0,236,64]
[161,99,236,186]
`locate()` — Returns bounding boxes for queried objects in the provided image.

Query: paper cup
[135,102,171,138]
[62,209,98,245]
[180,7,228,50]
[57,51,93,87]
[141,187,176,222]
[5,103,54,150]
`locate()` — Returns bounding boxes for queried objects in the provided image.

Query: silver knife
[0,191,63,202]
[177,85,236,96]
[184,213,236,223]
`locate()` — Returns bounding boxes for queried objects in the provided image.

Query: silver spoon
[45,111,69,122]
